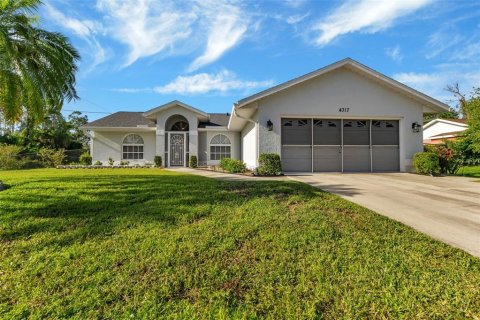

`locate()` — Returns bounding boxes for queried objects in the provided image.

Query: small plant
[413,152,440,175]
[79,152,92,165]
[38,147,65,167]
[257,153,282,176]
[94,160,102,166]
[189,155,198,168]
[154,155,162,167]
[120,160,129,166]
[108,157,114,166]
[219,158,246,173]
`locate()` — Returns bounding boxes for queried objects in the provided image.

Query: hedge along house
[81,58,449,172]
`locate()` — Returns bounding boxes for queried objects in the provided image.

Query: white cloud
[286,12,310,25]
[312,0,434,46]
[96,0,195,68]
[385,45,403,62]
[188,1,248,72]
[44,3,107,70]
[151,70,273,95]
[394,67,480,104]
[425,28,465,59]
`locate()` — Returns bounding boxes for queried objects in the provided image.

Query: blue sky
[41,0,480,121]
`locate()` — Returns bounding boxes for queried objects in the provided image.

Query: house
[81,58,449,172]
[423,118,468,145]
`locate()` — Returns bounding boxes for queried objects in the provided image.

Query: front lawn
[1,169,479,318]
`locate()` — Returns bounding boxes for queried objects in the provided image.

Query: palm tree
[0,0,80,124]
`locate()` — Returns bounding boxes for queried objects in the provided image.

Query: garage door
[313,119,342,171]
[281,119,312,172]
[371,120,399,171]
[281,118,400,172]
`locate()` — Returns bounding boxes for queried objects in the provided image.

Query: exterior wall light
[266,120,273,131]
[411,122,422,133]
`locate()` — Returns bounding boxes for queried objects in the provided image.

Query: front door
[169,133,185,166]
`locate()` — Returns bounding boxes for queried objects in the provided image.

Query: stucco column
[189,130,198,158]
[156,129,165,158]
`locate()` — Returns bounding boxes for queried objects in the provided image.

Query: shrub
[79,152,92,165]
[257,153,282,176]
[94,160,102,166]
[413,152,440,175]
[0,144,23,170]
[38,147,65,167]
[219,158,246,173]
[189,155,198,168]
[120,160,129,166]
[108,157,114,166]
[154,156,162,167]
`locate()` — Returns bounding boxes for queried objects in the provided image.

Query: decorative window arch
[122,134,144,160]
[210,134,231,160]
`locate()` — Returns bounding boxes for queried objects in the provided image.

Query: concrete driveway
[287,173,480,258]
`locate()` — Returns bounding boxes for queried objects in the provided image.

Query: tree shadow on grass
[1,173,320,248]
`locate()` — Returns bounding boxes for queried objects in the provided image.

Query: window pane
[139,146,144,152]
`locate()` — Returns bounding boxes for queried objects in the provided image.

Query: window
[210,134,231,160]
[314,120,323,127]
[283,120,293,126]
[344,121,353,127]
[386,121,394,128]
[122,134,144,160]
[356,120,367,127]
[372,120,381,127]
[297,119,308,126]
[327,121,337,127]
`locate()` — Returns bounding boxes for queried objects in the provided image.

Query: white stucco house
[81,58,449,172]
[423,118,468,145]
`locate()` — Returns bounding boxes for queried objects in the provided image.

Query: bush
[120,160,129,166]
[413,152,440,175]
[94,160,102,166]
[108,157,114,166]
[154,156,162,167]
[38,147,66,167]
[79,152,92,165]
[219,158,246,173]
[0,144,23,170]
[189,155,198,168]
[257,153,282,176]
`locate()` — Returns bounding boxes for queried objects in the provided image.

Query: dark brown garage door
[281,118,400,172]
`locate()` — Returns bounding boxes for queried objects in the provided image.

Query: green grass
[455,165,480,178]
[0,169,479,319]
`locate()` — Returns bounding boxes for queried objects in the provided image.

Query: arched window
[210,134,231,160]
[122,134,144,160]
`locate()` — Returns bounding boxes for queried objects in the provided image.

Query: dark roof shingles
[83,112,156,128]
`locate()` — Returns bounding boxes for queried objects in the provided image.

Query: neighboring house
[81,58,449,172]
[423,118,468,145]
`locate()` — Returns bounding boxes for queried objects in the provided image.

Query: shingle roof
[82,112,156,128]
[82,111,230,129]
[444,118,467,124]
[199,113,230,128]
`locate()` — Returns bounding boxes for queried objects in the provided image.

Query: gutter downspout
[233,103,259,167]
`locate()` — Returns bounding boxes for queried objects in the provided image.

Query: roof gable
[423,118,469,130]
[235,58,449,113]
[143,100,209,119]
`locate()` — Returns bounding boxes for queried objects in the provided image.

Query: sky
[40,0,480,121]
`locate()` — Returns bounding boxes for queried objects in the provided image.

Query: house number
[339,107,350,112]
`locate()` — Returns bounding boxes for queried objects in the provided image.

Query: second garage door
[281,118,399,172]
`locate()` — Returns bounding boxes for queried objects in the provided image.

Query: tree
[462,87,480,153]
[67,111,88,149]
[0,0,80,123]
